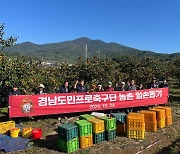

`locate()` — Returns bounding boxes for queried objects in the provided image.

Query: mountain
[3,37,180,63]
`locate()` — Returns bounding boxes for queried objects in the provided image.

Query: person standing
[114,83,121,91]
[115,82,126,91]
[148,77,158,89]
[129,80,137,90]
[105,81,114,91]
[9,85,21,95]
[159,79,168,88]
[96,84,104,92]
[74,79,88,92]
[137,84,144,90]
[125,81,131,91]
[58,81,71,93]
[35,84,47,94]
[120,82,126,91]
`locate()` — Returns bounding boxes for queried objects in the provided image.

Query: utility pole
[97,50,100,57]
[85,44,88,62]
[66,59,68,64]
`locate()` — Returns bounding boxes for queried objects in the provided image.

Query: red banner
[9,88,168,118]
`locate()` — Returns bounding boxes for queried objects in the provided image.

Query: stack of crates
[127,113,145,139]
[58,123,79,153]
[156,106,172,125]
[79,114,95,120]
[111,112,127,134]
[87,118,105,144]
[97,116,116,141]
[150,108,166,128]
[75,120,93,149]
[140,110,157,132]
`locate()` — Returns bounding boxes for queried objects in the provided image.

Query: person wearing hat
[105,81,114,92]
[96,84,104,92]
[114,82,126,91]
[9,85,21,96]
[120,82,126,91]
[35,84,47,94]
[148,77,158,89]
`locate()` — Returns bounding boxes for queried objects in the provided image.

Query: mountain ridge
[3,37,180,62]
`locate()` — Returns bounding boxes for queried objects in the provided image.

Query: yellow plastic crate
[22,128,32,138]
[88,118,105,133]
[127,113,145,130]
[166,116,172,125]
[127,129,145,139]
[0,121,16,134]
[157,119,165,128]
[150,108,165,120]
[156,106,172,117]
[79,135,93,149]
[116,123,126,134]
[145,122,157,132]
[140,110,156,123]
[10,127,20,138]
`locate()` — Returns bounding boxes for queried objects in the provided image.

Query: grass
[161,84,180,154]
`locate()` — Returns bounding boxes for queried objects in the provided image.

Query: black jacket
[148,82,158,89]
[76,84,88,92]
[159,83,168,88]
[35,89,47,94]
[59,85,71,93]
[9,90,21,96]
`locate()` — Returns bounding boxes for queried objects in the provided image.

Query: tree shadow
[116,133,127,137]
[156,138,180,154]
[33,134,61,152]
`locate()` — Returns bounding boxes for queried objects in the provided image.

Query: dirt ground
[0,88,179,154]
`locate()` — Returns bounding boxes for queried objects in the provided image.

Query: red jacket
[105,87,114,92]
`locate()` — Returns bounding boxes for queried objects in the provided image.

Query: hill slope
[3,37,180,63]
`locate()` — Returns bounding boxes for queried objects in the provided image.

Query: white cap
[121,82,125,85]
[39,84,45,88]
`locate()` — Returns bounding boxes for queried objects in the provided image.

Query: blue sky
[1,0,180,53]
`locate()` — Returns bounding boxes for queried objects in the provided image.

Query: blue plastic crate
[111,112,126,123]
[105,129,116,141]
[93,131,105,144]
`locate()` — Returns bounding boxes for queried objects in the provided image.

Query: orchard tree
[0,23,18,50]
[172,58,180,84]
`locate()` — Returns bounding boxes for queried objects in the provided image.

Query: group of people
[8,77,168,96]
[94,77,168,92]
